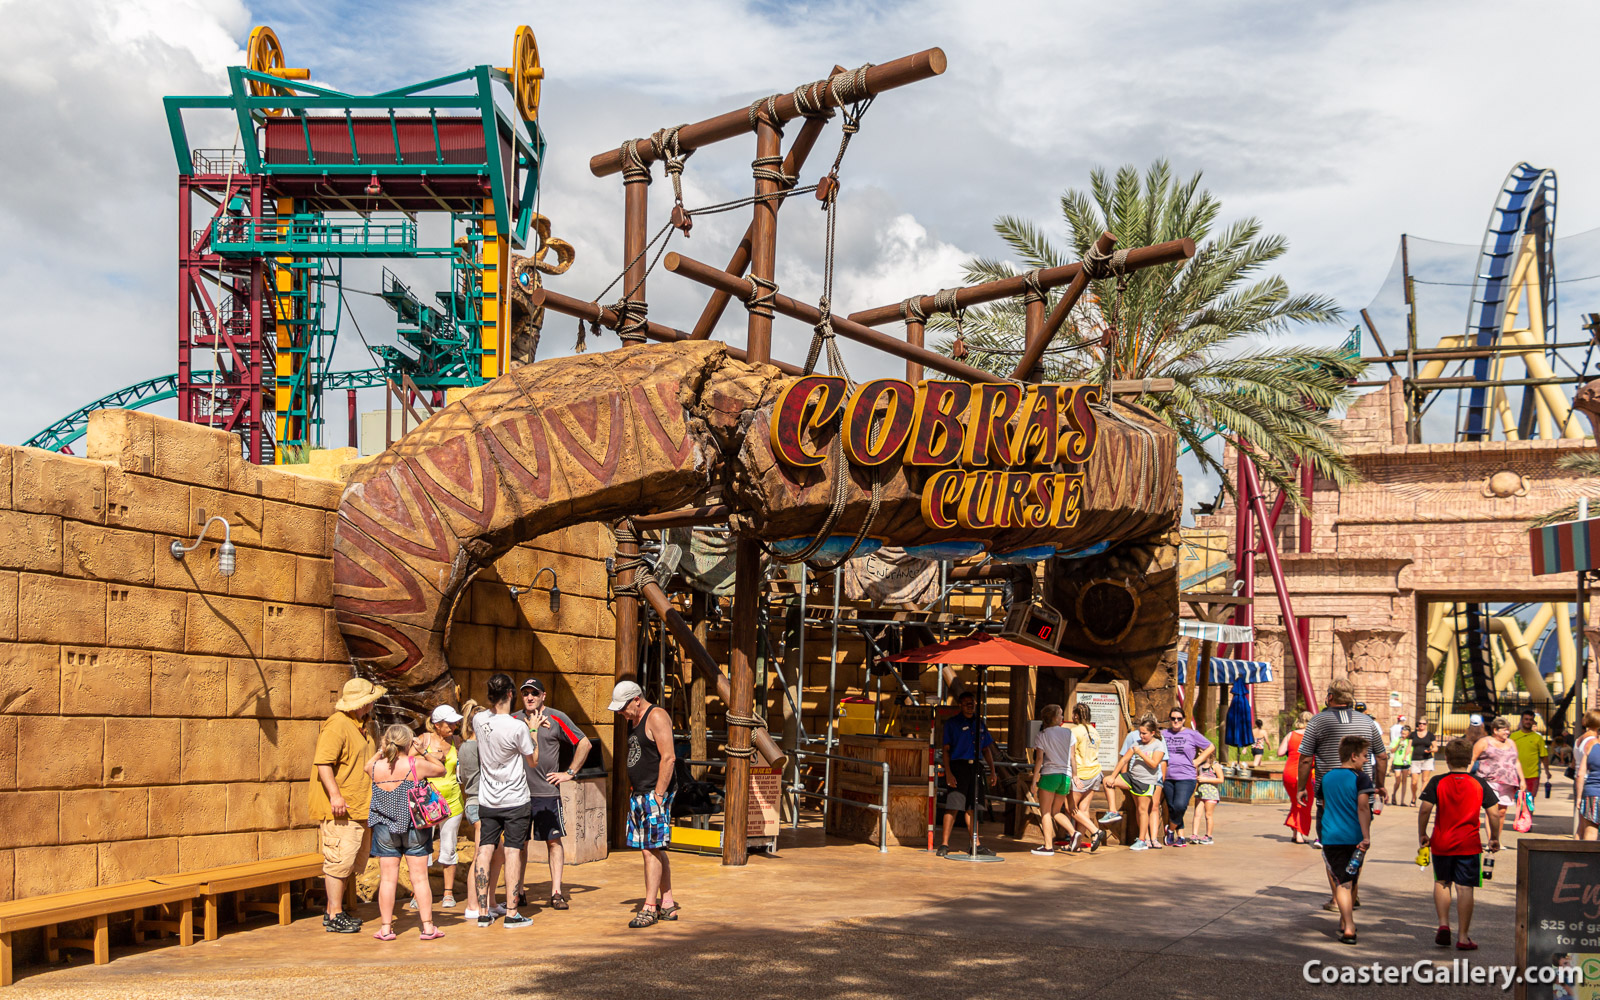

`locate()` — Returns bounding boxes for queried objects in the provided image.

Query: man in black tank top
[609,680,679,927]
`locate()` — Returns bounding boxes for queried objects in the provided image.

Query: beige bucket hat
[335,677,387,712]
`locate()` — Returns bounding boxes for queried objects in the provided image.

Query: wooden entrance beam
[590,51,947,177]
[664,252,1174,392]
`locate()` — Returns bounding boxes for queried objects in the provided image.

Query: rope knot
[751,154,796,188]
[746,94,784,133]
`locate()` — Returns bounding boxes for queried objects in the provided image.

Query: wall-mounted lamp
[170,515,237,577]
[530,566,561,613]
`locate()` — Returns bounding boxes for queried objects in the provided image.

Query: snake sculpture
[332,340,1182,718]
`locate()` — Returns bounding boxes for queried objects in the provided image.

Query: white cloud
[6,0,1600,507]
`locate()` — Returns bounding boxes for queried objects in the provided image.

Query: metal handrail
[793,747,890,853]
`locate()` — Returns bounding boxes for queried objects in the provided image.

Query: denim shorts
[370,823,432,858]
[465,803,480,825]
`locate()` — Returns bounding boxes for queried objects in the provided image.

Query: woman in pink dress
[1471,716,1521,826]
[1279,711,1314,844]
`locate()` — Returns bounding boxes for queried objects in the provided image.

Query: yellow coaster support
[273,196,298,461]
[479,197,507,380]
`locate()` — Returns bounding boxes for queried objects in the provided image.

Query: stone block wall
[0,410,618,902]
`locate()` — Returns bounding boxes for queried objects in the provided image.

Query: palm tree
[932,160,1364,506]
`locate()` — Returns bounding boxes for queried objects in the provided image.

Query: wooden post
[179,897,194,947]
[1006,664,1035,836]
[612,525,641,846]
[691,590,710,780]
[1,929,11,987]
[724,116,782,867]
[691,102,833,339]
[92,915,108,966]
[276,882,291,925]
[905,318,924,383]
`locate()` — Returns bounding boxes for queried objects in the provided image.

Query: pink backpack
[406,757,450,828]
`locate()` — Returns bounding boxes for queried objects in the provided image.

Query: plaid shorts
[626,790,676,849]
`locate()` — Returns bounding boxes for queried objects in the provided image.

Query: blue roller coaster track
[1457,163,1558,441]
[25,368,389,454]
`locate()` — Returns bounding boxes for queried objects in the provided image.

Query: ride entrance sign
[1516,839,1600,999]
[768,375,1101,530]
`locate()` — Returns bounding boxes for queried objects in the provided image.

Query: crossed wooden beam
[535,48,1193,392]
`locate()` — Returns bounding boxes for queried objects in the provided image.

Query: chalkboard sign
[1516,839,1600,1000]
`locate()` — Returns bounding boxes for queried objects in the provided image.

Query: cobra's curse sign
[768,376,1101,530]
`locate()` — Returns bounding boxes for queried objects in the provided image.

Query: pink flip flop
[419,928,445,941]
[372,928,397,941]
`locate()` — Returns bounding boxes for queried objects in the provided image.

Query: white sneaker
[463,905,505,920]
[1099,811,1123,825]
[1031,845,1055,856]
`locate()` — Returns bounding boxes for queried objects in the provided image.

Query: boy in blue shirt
[1317,735,1374,945]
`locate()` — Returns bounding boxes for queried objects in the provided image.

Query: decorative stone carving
[1482,470,1529,499]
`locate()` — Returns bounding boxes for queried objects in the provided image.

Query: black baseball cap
[520,677,545,695]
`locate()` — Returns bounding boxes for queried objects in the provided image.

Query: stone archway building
[1195,377,1600,739]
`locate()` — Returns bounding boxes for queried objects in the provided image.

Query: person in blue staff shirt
[938,690,998,857]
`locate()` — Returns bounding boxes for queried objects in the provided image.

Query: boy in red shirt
[1418,737,1503,950]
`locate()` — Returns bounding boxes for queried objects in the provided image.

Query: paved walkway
[7,788,1563,998]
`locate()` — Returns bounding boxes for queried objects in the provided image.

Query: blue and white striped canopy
[1177,619,1253,644]
[1175,652,1274,685]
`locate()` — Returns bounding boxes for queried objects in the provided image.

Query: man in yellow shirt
[308,678,384,933]
[1509,710,1549,811]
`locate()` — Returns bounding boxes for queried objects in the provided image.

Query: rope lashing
[1021,268,1046,305]
[745,274,778,319]
[900,295,929,326]
[620,137,651,184]
[746,93,784,133]
[608,522,657,599]
[751,154,796,188]
[791,78,833,120]
[827,63,875,107]
[610,297,650,345]
[1082,244,1129,281]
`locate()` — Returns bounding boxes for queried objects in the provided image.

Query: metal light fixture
[531,566,561,613]
[171,515,237,577]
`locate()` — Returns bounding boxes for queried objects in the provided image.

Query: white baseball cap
[607,680,644,712]
[430,704,463,725]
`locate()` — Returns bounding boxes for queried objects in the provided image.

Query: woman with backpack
[365,724,448,941]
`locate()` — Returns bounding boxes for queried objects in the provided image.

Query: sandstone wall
[0,411,617,903]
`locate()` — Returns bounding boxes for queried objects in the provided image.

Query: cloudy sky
[4,0,1600,512]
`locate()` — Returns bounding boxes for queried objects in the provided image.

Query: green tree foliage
[931,160,1365,507]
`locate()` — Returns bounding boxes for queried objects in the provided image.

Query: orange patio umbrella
[885,634,1089,669]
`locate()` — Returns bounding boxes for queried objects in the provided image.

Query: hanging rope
[930,287,969,360]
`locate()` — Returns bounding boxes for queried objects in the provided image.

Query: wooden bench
[150,854,325,942]
[0,880,200,987]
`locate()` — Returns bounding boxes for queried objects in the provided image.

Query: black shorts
[1322,844,1360,885]
[946,760,988,811]
[530,795,565,841]
[1432,853,1481,887]
[478,802,533,851]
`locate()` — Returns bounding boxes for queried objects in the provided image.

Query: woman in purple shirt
[1163,707,1215,846]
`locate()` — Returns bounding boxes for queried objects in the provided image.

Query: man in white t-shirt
[1390,714,1407,746]
[471,672,540,929]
